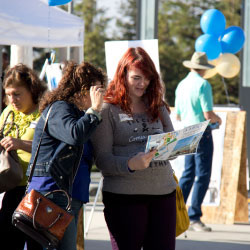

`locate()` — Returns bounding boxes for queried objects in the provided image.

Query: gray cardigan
[91,103,177,195]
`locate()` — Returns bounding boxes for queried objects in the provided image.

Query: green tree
[113,0,137,40]
[210,0,242,104]
[75,0,111,70]
[114,0,242,106]
[158,0,242,106]
[159,0,214,105]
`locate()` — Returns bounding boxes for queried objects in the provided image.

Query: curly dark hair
[39,61,107,113]
[3,63,47,104]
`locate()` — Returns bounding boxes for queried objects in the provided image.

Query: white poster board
[105,39,160,81]
[170,109,228,206]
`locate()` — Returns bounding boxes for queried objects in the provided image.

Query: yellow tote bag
[174,174,190,237]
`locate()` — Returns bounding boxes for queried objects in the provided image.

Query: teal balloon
[200,9,226,37]
[220,26,245,54]
[195,34,221,60]
[48,0,71,6]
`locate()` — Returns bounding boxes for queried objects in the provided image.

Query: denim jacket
[27,101,100,193]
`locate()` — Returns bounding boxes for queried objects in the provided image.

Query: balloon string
[221,77,230,105]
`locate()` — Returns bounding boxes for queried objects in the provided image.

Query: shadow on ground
[85,239,250,250]
[176,239,250,250]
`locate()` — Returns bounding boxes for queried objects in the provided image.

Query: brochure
[145,120,209,161]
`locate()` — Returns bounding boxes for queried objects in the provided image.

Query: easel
[76,176,103,250]
[84,176,103,237]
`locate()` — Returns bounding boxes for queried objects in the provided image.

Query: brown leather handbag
[12,189,73,249]
[12,106,74,249]
[0,110,23,193]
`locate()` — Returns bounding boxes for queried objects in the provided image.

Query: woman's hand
[0,136,32,152]
[90,85,105,112]
[128,149,157,171]
[0,137,21,152]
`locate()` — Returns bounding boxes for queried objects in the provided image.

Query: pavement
[83,191,250,250]
[1,177,249,250]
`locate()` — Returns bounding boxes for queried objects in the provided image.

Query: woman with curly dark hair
[92,47,176,250]
[0,63,47,250]
[26,61,106,250]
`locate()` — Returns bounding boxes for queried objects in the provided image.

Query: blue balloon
[220,26,245,54]
[195,34,221,60]
[200,9,226,37]
[48,0,72,6]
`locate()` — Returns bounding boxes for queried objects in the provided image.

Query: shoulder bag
[174,173,190,236]
[12,106,74,250]
[0,110,23,193]
[158,112,190,236]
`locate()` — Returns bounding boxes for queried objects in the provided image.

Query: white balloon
[216,53,241,78]
[203,58,218,79]
[204,68,217,79]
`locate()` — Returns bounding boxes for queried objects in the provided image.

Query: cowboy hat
[183,52,214,70]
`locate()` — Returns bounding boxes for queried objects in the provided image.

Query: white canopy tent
[0,0,84,48]
[0,0,84,111]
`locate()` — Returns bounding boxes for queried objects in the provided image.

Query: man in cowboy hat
[175,52,222,232]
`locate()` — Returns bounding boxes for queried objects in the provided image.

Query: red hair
[105,47,166,121]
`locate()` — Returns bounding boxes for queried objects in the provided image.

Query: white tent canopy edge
[0,0,84,111]
[0,0,84,48]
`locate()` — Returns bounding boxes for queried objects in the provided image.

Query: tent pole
[67,1,74,60]
[79,46,83,63]
[10,45,33,68]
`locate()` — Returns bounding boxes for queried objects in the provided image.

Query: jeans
[44,192,83,250]
[103,191,176,250]
[179,127,213,221]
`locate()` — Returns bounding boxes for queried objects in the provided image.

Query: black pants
[0,186,43,250]
[103,191,176,250]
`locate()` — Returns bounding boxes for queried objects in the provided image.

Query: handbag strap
[0,110,19,138]
[26,104,73,211]
[27,105,53,183]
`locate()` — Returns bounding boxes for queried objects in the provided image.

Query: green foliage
[114,0,242,106]
[212,0,242,104]
[75,0,111,70]
[113,0,137,40]
[159,0,243,106]
[158,1,206,105]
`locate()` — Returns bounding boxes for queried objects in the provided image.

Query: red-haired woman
[91,47,177,250]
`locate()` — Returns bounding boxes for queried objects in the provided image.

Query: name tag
[119,114,133,122]
[29,121,37,129]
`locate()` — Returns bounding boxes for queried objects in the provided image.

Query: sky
[76,0,123,36]
[73,0,129,37]
[75,0,120,19]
